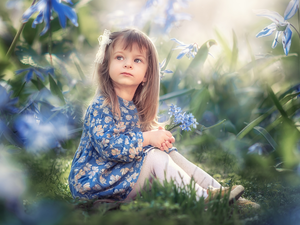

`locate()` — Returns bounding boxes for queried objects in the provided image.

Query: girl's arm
[88,101,144,163]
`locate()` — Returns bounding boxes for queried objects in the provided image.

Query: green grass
[5,145,299,225]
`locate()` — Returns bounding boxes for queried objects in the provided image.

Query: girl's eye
[116,56,124,60]
[134,59,142,63]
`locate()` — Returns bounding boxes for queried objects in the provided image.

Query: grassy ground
[4,139,299,225]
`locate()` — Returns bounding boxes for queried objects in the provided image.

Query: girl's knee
[147,149,169,161]
[144,149,170,168]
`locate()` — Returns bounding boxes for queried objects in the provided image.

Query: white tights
[125,149,222,201]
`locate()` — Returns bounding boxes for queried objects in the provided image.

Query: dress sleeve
[87,101,144,163]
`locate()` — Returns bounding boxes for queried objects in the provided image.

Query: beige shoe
[236,197,260,209]
[205,185,244,205]
[228,185,244,205]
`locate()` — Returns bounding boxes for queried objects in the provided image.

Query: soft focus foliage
[1,0,300,224]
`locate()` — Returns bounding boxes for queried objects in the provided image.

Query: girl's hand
[143,127,175,151]
[158,126,175,151]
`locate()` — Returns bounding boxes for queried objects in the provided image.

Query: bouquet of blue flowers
[166,104,198,131]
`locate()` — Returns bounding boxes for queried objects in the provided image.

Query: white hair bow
[94,29,112,64]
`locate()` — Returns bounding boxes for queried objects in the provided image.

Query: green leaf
[49,75,66,104]
[159,89,194,101]
[266,85,288,118]
[278,83,300,100]
[237,91,300,139]
[253,126,277,150]
[74,60,85,81]
[161,42,175,72]
[22,18,38,46]
[186,39,217,74]
[245,35,257,76]
[265,96,300,132]
[0,62,10,75]
[166,66,182,93]
[15,43,50,67]
[190,87,210,119]
[238,53,297,74]
[201,119,226,131]
[214,29,231,57]
[266,86,299,136]
[229,30,238,72]
[13,81,26,98]
[31,78,47,91]
[277,123,300,169]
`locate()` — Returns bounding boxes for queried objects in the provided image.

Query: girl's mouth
[121,72,133,76]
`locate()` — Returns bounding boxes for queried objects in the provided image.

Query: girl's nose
[124,60,132,69]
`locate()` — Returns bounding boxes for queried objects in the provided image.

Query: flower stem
[5,0,37,59]
[167,123,182,131]
[290,23,300,39]
[298,5,300,38]
[48,25,53,66]
[5,23,26,58]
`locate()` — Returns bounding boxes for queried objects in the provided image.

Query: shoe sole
[228,185,244,205]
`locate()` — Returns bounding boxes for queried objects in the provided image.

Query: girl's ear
[142,76,147,82]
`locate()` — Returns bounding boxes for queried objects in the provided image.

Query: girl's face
[109,39,148,95]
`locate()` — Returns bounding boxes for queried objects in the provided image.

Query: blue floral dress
[68,95,177,201]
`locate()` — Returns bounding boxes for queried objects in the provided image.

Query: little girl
[68,28,244,203]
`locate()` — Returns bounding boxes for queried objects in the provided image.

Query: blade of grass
[49,74,65,104]
[266,85,288,118]
[229,30,238,72]
[238,53,297,73]
[200,119,226,131]
[161,42,175,72]
[31,78,46,90]
[253,126,277,149]
[267,85,300,136]
[159,89,194,101]
[237,91,300,139]
[185,39,217,75]
[6,0,37,58]
[74,60,85,81]
[13,81,26,97]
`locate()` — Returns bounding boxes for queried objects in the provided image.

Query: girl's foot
[228,185,244,205]
[205,185,244,205]
[235,197,260,209]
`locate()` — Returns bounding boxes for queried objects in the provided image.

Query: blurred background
[1,0,300,224]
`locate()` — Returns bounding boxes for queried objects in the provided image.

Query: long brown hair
[95,28,160,131]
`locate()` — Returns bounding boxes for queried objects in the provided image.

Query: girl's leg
[124,149,208,201]
[168,151,222,189]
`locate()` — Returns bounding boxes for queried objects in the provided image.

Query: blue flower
[6,0,24,10]
[248,143,269,155]
[168,104,198,131]
[171,38,198,59]
[22,0,78,36]
[159,59,173,79]
[154,0,191,34]
[145,0,161,8]
[14,112,71,152]
[15,67,54,82]
[163,0,191,34]
[255,0,299,55]
[0,85,19,115]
